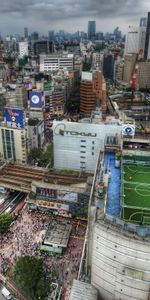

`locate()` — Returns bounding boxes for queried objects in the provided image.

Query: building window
[5,130,12,159]
[80,156,85,158]
[80,145,86,148]
[11,131,16,161]
[1,129,7,159]
[92,152,94,156]
[92,141,95,144]
[80,166,85,170]
[80,151,86,153]
[92,146,94,150]
[81,140,86,142]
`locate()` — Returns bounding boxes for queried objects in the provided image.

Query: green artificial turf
[122,164,150,224]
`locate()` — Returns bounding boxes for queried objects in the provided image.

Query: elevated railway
[0,163,89,192]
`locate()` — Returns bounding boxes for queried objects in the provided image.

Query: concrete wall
[91,222,150,300]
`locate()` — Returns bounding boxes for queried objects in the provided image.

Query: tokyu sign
[61,130,97,137]
[54,123,97,137]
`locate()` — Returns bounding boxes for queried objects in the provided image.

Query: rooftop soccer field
[122,164,150,224]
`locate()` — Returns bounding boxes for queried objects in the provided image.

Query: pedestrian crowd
[0,209,87,298]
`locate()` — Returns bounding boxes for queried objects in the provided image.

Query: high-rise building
[48,31,54,42]
[40,53,74,72]
[125,26,146,56]
[137,61,150,89]
[80,71,106,116]
[24,27,28,39]
[34,41,54,55]
[123,53,137,84]
[140,17,147,27]
[31,32,39,42]
[80,74,96,116]
[19,41,28,58]
[113,27,122,40]
[88,21,96,40]
[144,12,150,60]
[125,26,139,54]
[103,52,114,80]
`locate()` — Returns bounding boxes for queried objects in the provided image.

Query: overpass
[0,163,90,193]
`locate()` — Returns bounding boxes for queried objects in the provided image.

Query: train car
[0,196,6,206]
[5,207,12,213]
[0,187,8,194]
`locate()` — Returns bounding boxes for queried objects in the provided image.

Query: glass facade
[1,129,16,161]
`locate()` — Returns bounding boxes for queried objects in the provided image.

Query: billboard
[5,107,25,129]
[44,82,52,91]
[122,124,135,136]
[36,200,69,211]
[36,187,56,198]
[57,191,78,203]
[29,91,43,109]
[24,83,32,90]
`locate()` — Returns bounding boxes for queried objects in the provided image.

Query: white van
[1,287,12,299]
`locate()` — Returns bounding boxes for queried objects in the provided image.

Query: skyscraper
[144,12,150,60]
[88,21,96,40]
[140,17,147,27]
[48,31,54,42]
[125,25,146,57]
[103,52,114,80]
[24,27,28,39]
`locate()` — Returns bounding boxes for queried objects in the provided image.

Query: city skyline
[0,0,149,35]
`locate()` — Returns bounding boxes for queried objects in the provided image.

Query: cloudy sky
[0,0,149,35]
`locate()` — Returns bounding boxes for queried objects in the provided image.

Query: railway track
[0,163,89,189]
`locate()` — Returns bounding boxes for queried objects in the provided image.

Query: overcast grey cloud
[0,0,149,35]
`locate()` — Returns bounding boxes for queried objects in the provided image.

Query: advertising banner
[36,187,56,198]
[29,91,43,109]
[24,83,32,90]
[57,191,78,203]
[44,82,52,91]
[37,200,69,211]
[5,107,25,129]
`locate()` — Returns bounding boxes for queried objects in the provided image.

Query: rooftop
[43,220,72,248]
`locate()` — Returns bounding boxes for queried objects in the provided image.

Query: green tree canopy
[28,148,42,162]
[28,144,53,166]
[0,213,13,233]
[40,144,53,164]
[14,256,49,300]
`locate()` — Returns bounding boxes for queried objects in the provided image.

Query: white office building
[19,41,28,58]
[125,26,146,56]
[53,121,121,173]
[40,53,74,72]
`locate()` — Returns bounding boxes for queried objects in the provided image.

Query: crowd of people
[0,209,87,299]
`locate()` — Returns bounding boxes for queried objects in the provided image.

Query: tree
[14,256,49,300]
[28,148,42,163]
[0,213,13,233]
[40,144,53,165]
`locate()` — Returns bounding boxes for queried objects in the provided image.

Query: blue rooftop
[104,152,121,217]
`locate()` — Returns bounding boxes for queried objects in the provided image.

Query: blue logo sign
[122,125,135,136]
[5,107,25,129]
[29,91,43,108]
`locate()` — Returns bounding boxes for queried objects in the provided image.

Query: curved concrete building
[88,146,150,300]
[91,221,150,300]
